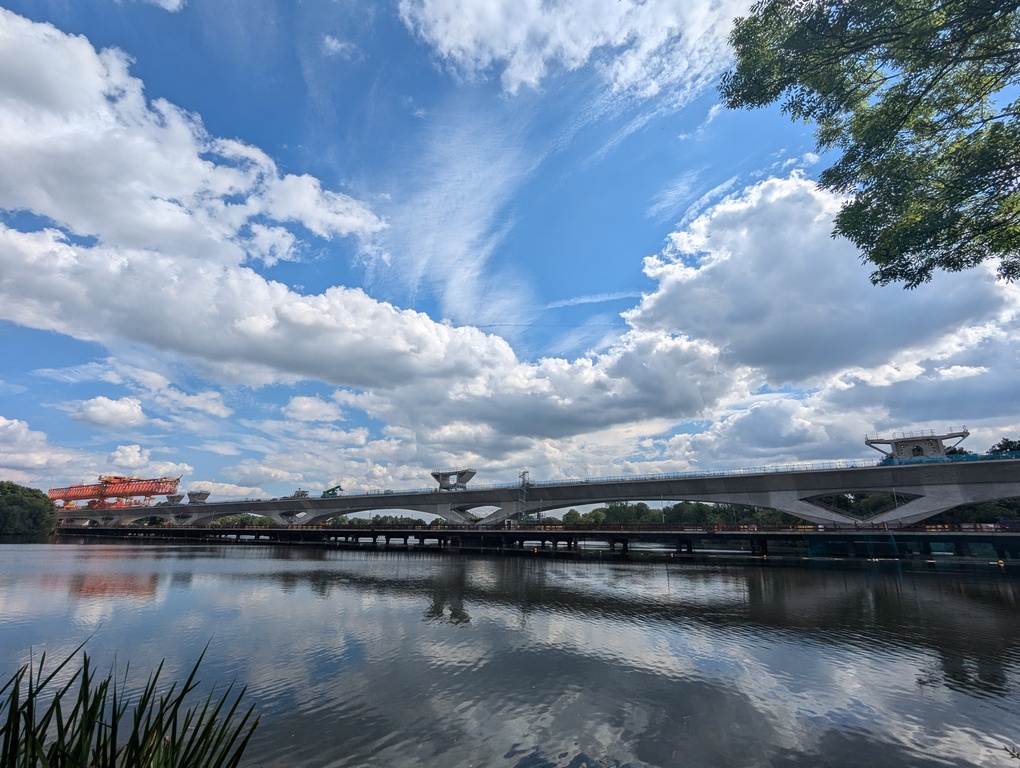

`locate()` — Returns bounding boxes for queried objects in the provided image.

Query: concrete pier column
[751,538,769,556]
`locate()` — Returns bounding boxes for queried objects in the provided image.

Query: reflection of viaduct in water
[423,561,471,625]
[68,572,159,600]
[248,551,1020,697]
[60,455,1020,528]
[65,524,1020,563]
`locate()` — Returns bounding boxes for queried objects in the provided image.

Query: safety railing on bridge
[82,520,1020,534]
[179,450,1020,506]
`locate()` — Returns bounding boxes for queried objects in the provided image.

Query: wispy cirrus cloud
[364,98,540,331]
[322,35,360,60]
[399,0,750,100]
[546,292,642,309]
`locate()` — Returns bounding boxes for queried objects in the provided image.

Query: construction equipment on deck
[48,476,181,509]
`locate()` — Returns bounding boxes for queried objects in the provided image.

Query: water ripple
[3,546,1020,767]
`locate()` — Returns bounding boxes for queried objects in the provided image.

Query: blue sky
[1,0,1018,500]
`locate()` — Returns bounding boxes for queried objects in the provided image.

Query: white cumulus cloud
[73,396,147,428]
[0,8,383,266]
[627,174,1013,386]
[283,396,344,422]
[0,416,91,483]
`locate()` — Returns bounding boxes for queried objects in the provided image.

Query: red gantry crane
[48,475,181,510]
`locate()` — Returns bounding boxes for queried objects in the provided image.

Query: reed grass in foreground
[1,645,258,768]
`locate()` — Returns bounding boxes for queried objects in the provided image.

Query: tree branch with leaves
[721,0,1020,287]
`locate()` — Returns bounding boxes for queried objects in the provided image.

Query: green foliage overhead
[720,0,1020,287]
[0,481,56,536]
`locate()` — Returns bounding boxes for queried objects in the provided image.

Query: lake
[1,542,1019,767]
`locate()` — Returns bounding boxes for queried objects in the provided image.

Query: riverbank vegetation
[0,482,56,536]
[1,647,257,768]
[551,502,800,528]
[328,514,441,527]
[209,514,273,527]
[544,494,1020,529]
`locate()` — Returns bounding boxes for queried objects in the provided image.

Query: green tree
[926,497,1020,523]
[0,481,56,535]
[664,500,802,527]
[720,0,1020,287]
[328,515,372,527]
[990,437,1020,453]
[210,514,273,527]
[563,509,582,525]
[598,501,653,524]
[584,508,606,525]
[945,446,972,455]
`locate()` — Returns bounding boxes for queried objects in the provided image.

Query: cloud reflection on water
[0,544,1017,767]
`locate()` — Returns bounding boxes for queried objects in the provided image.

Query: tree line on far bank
[0,481,56,536]
[541,497,1020,528]
[211,495,1020,530]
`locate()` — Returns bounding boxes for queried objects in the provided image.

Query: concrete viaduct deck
[59,456,1020,529]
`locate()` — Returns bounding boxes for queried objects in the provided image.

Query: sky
[1,0,1018,502]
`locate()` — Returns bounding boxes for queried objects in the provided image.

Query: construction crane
[48,475,181,509]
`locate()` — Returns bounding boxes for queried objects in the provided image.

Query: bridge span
[59,455,1020,529]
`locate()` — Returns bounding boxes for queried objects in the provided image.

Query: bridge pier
[992,543,1020,559]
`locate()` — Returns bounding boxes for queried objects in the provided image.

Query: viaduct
[60,453,1020,530]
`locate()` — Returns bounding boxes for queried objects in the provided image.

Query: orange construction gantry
[48,475,181,509]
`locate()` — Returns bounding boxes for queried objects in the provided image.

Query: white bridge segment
[60,457,1020,528]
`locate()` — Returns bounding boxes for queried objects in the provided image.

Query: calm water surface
[1,542,1019,767]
